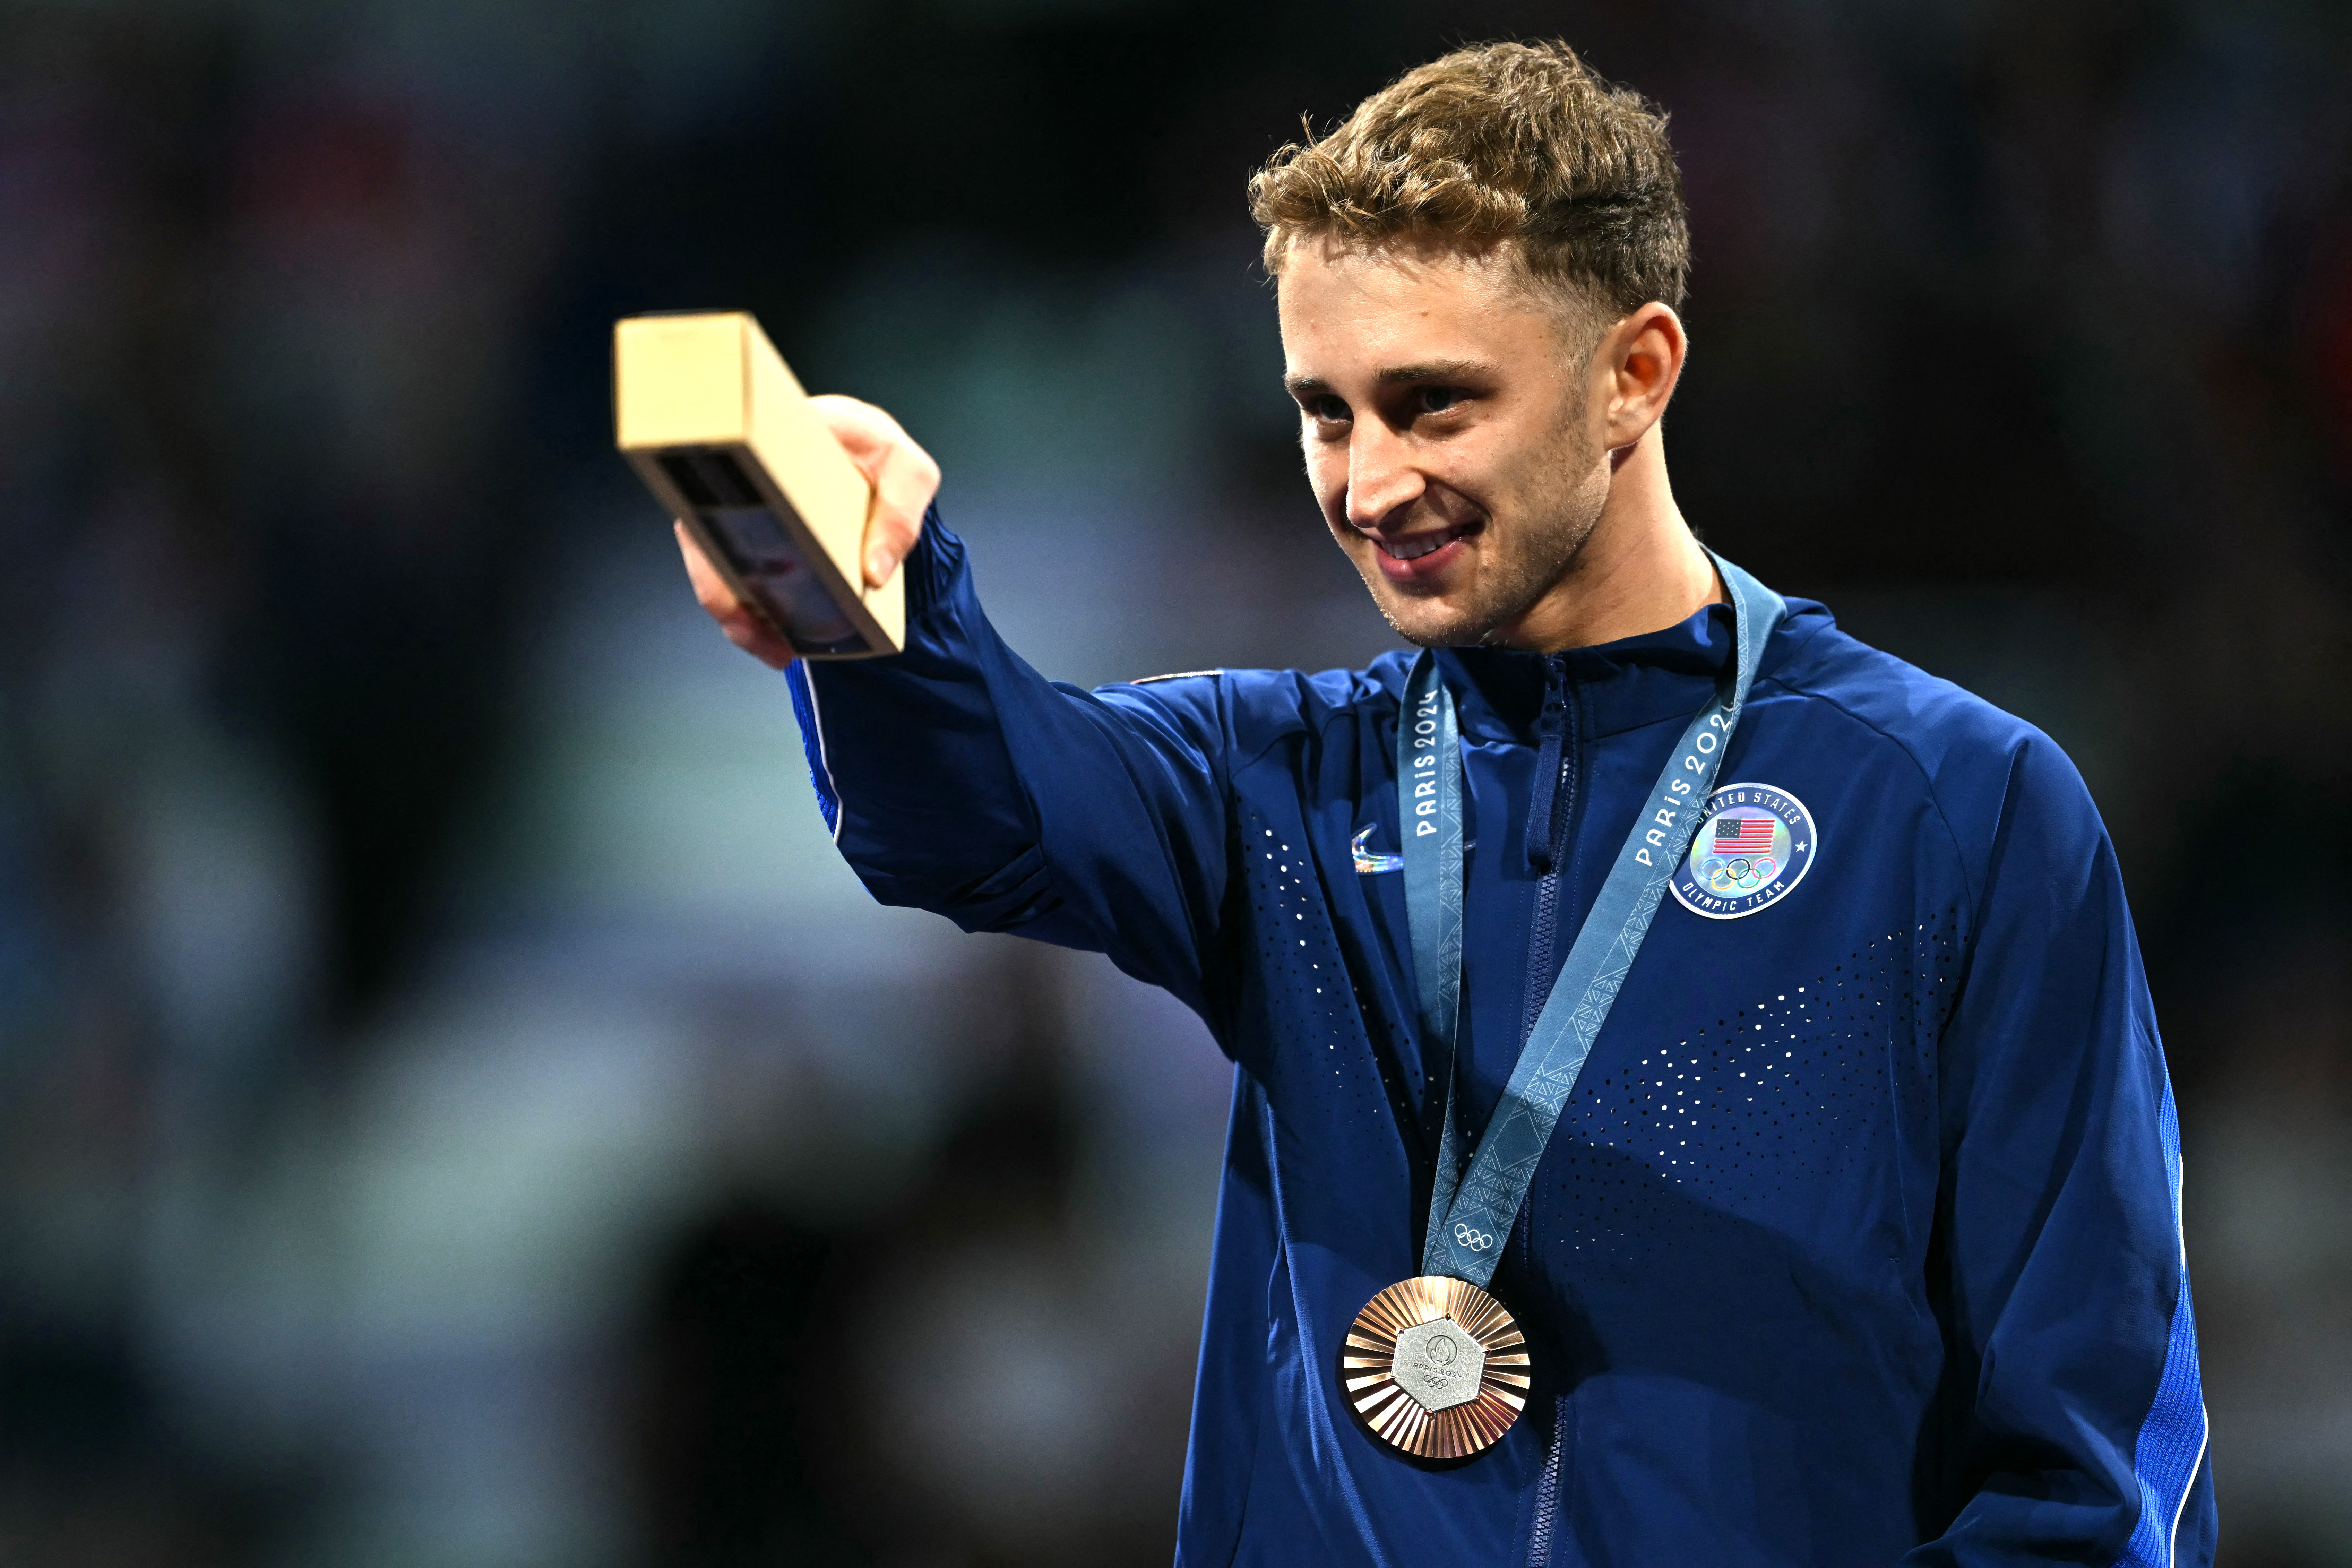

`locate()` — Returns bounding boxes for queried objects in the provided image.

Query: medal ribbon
[1402,552,1785,1287]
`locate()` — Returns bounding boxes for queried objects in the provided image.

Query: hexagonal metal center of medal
[1390,1316,1485,1413]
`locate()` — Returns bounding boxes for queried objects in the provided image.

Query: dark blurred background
[1,0,2347,1563]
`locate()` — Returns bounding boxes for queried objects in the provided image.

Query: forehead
[1275,238,1558,369]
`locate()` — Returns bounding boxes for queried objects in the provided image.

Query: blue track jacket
[784,514,2215,1567]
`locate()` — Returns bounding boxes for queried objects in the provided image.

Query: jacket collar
[1432,598,1825,746]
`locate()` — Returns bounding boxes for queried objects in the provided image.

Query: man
[680,41,2214,1567]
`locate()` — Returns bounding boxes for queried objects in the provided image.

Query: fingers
[675,521,796,669]
[810,393,941,590]
[675,396,937,668]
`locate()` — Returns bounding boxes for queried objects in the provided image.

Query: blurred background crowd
[1,0,2348,1563]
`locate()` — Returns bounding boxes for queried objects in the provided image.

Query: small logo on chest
[1669,783,1818,919]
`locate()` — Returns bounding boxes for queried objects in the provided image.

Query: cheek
[1467,421,1566,511]
[1302,443,1350,514]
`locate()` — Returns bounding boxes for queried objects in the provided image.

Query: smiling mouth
[1373,521,1478,560]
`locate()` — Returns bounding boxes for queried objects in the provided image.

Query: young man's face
[1277,238,1612,649]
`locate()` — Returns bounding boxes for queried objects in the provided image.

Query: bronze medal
[1342,1275,1532,1461]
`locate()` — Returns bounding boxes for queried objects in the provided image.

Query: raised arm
[677,399,1235,1022]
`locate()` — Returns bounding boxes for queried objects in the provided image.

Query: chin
[1373,595,1494,650]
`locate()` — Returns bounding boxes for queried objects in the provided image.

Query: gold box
[614,311,903,658]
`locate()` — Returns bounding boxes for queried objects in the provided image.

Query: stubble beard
[1369,404,1608,651]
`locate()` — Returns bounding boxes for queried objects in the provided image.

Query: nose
[1345,421,1424,532]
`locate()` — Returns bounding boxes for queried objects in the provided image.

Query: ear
[1595,303,1687,452]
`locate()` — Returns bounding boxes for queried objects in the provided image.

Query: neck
[1500,428,1719,653]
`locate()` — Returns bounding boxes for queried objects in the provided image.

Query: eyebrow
[1283,359,1494,396]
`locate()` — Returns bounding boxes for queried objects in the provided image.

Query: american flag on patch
[1712,815,1776,854]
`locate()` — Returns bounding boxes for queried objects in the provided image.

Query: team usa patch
[1669,783,1818,920]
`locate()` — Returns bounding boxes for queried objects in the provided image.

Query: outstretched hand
[675,394,941,669]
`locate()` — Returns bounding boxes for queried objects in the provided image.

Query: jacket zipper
[1520,655,1578,1053]
[1528,1397,1566,1567]
[1523,656,1577,1567]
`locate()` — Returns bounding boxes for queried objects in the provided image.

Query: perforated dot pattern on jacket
[1240,805,1418,1126]
[1540,908,1964,1260]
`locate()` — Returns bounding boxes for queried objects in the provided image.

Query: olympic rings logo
[1452,1222,1497,1252]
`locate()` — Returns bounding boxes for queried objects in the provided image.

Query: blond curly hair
[1248,40,1690,319]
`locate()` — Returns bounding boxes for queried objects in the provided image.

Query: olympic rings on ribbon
[1452,1222,1497,1252]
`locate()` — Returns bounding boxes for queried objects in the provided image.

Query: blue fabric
[783,659,839,838]
[795,512,2216,1567]
[2117,1080,2212,1568]
[1408,554,1786,1286]
[1397,651,1472,1272]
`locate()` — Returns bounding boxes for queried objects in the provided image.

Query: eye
[1305,394,1350,423]
[1414,385,1467,415]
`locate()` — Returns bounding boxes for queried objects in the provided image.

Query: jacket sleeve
[781,509,1233,1020]
[1905,735,2215,1567]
